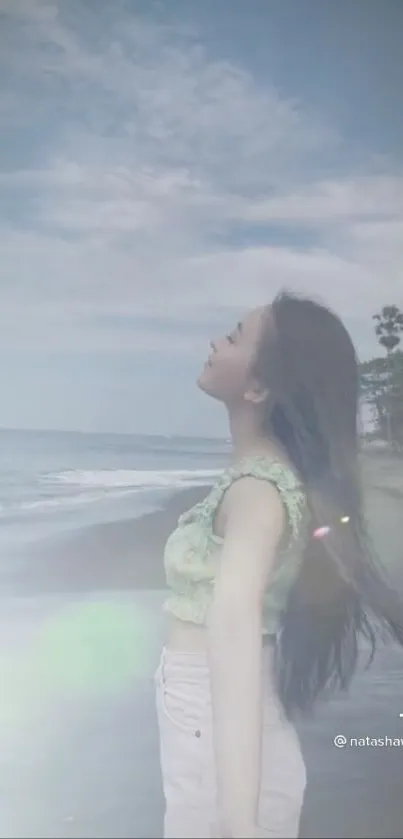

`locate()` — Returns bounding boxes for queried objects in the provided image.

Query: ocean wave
[0,468,218,521]
[40,468,220,491]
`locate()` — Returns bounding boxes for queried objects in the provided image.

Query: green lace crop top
[163,456,310,635]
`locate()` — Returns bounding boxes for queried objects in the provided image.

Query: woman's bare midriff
[166,615,210,651]
[166,615,276,652]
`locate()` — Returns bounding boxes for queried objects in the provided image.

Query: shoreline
[2,486,206,596]
[3,453,403,597]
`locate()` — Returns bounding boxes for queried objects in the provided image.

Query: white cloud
[1,1,336,181]
[0,219,398,361]
[240,176,403,224]
[0,0,402,369]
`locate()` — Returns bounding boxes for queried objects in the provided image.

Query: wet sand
[1,486,203,595]
[0,454,403,837]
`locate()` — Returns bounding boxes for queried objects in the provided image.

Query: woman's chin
[196,370,223,403]
[196,369,207,391]
[196,365,213,393]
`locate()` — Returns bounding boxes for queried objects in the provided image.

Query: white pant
[154,645,306,838]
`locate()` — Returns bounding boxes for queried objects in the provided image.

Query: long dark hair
[255,291,403,718]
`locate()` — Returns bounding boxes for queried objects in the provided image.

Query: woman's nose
[209,340,217,353]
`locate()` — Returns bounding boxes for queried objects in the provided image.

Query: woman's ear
[244,380,269,405]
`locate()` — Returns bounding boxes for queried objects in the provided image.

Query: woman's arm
[207,477,286,838]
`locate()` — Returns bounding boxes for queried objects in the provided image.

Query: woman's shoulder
[220,453,308,545]
[223,453,304,491]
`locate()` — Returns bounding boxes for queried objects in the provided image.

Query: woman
[154,291,403,838]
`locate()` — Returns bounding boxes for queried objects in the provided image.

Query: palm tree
[372,305,403,445]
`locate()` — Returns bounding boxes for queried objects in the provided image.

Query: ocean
[0,428,228,555]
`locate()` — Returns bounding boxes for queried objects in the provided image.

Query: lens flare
[36,600,153,696]
[313,526,331,539]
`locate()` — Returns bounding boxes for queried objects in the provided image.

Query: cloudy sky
[0,0,402,436]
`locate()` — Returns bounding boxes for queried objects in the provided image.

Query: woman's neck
[227,404,286,464]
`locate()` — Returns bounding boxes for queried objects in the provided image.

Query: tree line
[359,305,403,449]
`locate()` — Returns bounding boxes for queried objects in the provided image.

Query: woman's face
[197,306,269,404]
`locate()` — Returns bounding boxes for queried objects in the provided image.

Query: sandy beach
[1,486,205,595]
[0,454,403,837]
